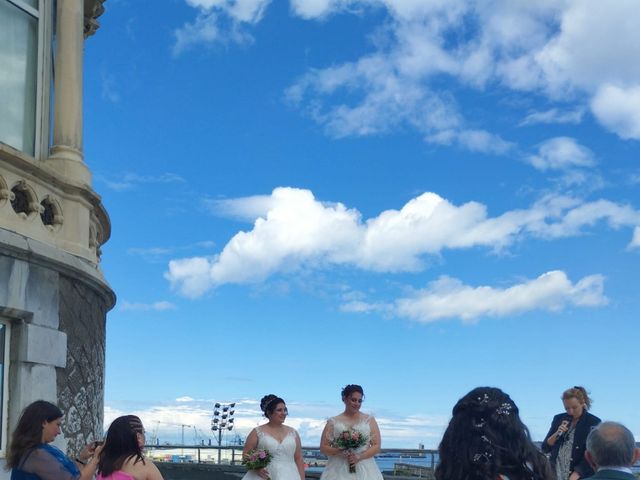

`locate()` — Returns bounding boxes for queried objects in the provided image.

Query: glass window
[0,320,8,455]
[0,0,41,156]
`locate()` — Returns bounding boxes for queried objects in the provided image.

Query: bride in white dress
[320,385,383,480]
[242,395,305,480]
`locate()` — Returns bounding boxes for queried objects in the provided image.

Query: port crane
[147,420,201,445]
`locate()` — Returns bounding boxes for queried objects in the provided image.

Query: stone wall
[57,274,107,456]
[0,229,114,478]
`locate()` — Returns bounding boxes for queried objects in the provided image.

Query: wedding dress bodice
[241,426,300,480]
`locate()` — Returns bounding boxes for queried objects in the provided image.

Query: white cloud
[527,137,595,172]
[166,257,215,298]
[289,0,350,19]
[535,1,640,94]
[426,128,514,155]
[174,0,271,54]
[165,187,640,298]
[284,1,640,142]
[100,72,120,103]
[176,396,195,402]
[393,271,607,323]
[340,300,389,314]
[105,396,446,447]
[97,172,186,192]
[629,227,640,250]
[204,195,275,221]
[120,301,177,312]
[591,84,640,140]
[520,107,585,126]
[173,1,640,140]
[127,241,216,263]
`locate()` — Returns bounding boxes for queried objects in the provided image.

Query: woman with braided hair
[436,387,553,480]
[96,415,163,480]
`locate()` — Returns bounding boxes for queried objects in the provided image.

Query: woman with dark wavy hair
[241,394,305,480]
[6,400,101,480]
[436,387,553,480]
[96,415,163,480]
[320,384,383,480]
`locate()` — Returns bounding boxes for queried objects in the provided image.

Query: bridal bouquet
[242,448,272,471]
[333,429,369,473]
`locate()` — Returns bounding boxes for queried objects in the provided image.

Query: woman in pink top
[96,416,163,480]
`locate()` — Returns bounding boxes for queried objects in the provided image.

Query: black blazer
[542,411,601,478]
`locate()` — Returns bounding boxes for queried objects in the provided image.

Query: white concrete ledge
[15,323,67,367]
[0,228,115,309]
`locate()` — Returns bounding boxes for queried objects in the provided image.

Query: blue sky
[85,0,640,448]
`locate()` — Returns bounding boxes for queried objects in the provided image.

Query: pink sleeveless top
[96,472,135,480]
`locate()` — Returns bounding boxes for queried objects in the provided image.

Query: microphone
[556,417,571,439]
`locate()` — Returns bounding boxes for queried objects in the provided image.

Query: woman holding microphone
[542,386,600,480]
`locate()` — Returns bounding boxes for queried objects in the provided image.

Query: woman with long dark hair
[96,415,163,480]
[542,386,600,480]
[6,400,101,480]
[436,387,553,480]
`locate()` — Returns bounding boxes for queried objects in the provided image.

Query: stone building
[0,0,114,475]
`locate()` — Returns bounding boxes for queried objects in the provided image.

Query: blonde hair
[562,386,592,410]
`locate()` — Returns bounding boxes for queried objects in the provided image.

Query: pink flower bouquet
[333,429,369,473]
[242,448,272,471]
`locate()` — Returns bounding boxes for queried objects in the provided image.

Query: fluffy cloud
[285,1,640,142]
[174,1,640,140]
[166,187,640,297]
[591,84,640,140]
[393,271,607,323]
[173,0,271,54]
[105,396,446,447]
[527,137,595,171]
[535,1,640,94]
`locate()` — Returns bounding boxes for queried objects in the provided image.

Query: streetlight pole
[212,402,236,464]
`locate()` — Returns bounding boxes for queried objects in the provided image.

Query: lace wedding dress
[242,427,301,480]
[320,416,383,480]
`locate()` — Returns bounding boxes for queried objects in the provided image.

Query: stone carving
[40,195,64,230]
[0,175,8,205]
[84,0,107,38]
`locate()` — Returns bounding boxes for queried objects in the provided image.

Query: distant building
[0,0,114,475]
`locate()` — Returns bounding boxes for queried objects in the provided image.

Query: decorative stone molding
[40,195,64,231]
[1,145,110,266]
[0,175,8,205]
[10,180,41,220]
[84,0,107,38]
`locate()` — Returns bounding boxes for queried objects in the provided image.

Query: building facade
[0,0,114,475]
